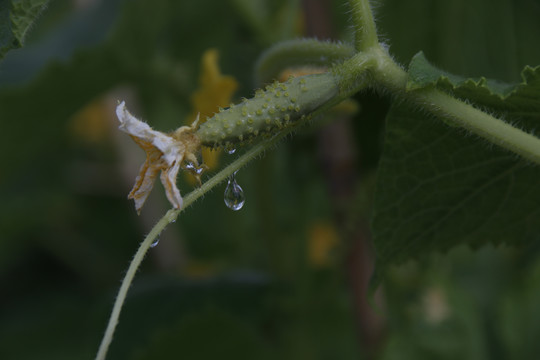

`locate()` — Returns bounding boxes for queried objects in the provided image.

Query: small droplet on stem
[150,237,160,248]
[184,162,204,175]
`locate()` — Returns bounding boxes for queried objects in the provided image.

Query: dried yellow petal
[116,102,202,213]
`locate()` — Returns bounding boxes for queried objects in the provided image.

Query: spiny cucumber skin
[196,72,339,149]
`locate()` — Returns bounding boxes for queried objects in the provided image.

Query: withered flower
[116,102,203,213]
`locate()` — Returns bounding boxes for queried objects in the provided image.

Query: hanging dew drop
[150,237,160,248]
[227,148,236,155]
[224,171,245,211]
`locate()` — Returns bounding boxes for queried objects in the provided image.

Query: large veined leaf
[407,52,540,109]
[371,52,540,270]
[0,0,48,60]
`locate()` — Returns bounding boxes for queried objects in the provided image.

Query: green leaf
[0,1,18,59]
[407,51,540,111]
[371,54,540,270]
[0,0,48,60]
[10,0,48,44]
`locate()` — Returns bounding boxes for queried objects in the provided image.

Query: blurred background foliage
[1,0,540,359]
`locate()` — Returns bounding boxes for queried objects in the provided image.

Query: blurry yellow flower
[69,98,110,143]
[187,49,239,170]
[308,221,339,267]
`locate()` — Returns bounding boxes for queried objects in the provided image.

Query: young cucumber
[196,72,339,149]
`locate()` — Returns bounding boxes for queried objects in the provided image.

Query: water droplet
[150,237,160,248]
[227,148,236,155]
[184,162,204,175]
[224,172,245,211]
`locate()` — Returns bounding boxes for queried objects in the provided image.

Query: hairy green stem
[255,38,355,84]
[421,90,540,164]
[369,47,540,165]
[332,51,377,96]
[95,146,273,360]
[348,0,378,51]
[95,209,175,360]
[95,139,279,360]
[94,79,369,359]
